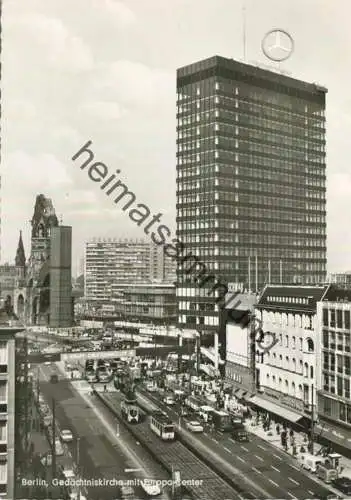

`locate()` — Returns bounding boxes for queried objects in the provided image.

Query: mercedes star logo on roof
[262,29,294,62]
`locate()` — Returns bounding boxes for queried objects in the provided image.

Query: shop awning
[248,395,304,423]
[316,420,351,451]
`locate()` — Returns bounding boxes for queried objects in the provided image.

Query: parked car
[60,429,73,443]
[332,476,351,495]
[40,453,52,467]
[86,371,97,383]
[146,382,157,392]
[163,395,175,406]
[61,468,75,480]
[232,424,249,442]
[55,439,64,456]
[185,421,204,433]
[141,479,161,497]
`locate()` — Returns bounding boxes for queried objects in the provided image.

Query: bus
[184,395,207,413]
[149,411,175,441]
[121,401,142,424]
[211,410,233,432]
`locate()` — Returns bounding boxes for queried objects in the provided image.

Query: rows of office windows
[322,330,351,351]
[177,154,325,177]
[178,220,239,230]
[176,238,325,260]
[178,118,324,146]
[322,308,351,329]
[323,352,351,374]
[178,103,325,132]
[178,137,324,163]
[322,374,351,400]
[179,80,324,116]
[177,163,326,193]
[178,88,325,126]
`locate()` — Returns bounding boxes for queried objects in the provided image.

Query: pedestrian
[276,424,280,435]
[104,384,107,392]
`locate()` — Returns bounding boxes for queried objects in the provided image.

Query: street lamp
[76,437,81,499]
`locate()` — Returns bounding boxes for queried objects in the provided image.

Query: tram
[149,411,175,441]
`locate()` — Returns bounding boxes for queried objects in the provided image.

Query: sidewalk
[245,417,351,494]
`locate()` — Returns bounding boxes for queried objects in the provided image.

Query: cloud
[81,101,124,120]
[4,100,37,121]
[92,60,174,110]
[2,151,73,190]
[92,0,136,24]
[5,13,93,71]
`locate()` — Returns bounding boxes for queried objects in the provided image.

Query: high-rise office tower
[176,56,327,333]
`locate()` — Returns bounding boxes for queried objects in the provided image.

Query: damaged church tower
[13,194,73,327]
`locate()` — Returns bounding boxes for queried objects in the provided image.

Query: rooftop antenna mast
[242,1,247,61]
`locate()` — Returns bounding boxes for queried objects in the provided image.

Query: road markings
[240,445,249,452]
[257,444,267,450]
[254,454,264,462]
[211,437,219,443]
[308,490,314,495]
[271,465,280,472]
[268,479,279,487]
[273,453,281,460]
[237,456,246,463]
[252,467,262,475]
[287,493,297,499]
[288,477,299,485]
[125,468,143,473]
[223,446,232,454]
[289,464,299,471]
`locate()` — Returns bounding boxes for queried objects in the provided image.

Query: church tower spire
[15,230,26,267]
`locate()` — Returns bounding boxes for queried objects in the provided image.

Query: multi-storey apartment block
[85,239,176,302]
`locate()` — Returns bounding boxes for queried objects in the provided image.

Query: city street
[37,363,171,499]
[138,388,338,500]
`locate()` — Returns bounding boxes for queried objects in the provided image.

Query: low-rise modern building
[251,285,329,428]
[116,283,176,325]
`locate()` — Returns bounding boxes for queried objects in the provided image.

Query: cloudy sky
[2,0,351,274]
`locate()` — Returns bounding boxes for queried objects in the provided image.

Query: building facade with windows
[316,287,351,428]
[251,285,329,427]
[85,239,176,302]
[327,272,351,289]
[0,317,26,499]
[115,283,176,325]
[176,56,327,334]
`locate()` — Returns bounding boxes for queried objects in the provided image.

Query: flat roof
[177,55,327,100]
